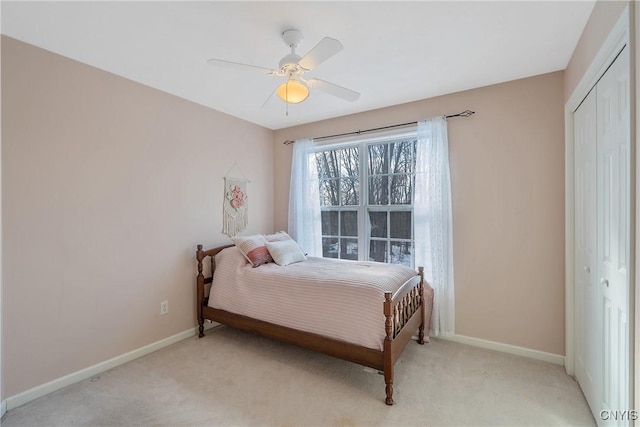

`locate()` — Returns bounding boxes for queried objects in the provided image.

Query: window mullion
[358,141,367,261]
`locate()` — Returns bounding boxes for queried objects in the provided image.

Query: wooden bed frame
[196,244,431,405]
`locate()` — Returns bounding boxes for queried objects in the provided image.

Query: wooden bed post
[417,266,425,345]
[196,244,205,338]
[383,292,395,405]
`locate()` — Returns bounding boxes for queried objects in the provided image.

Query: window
[315,133,417,267]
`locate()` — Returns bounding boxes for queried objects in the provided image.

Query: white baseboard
[438,334,565,366]
[5,323,219,411]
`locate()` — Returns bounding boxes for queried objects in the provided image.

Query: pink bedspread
[208,246,431,351]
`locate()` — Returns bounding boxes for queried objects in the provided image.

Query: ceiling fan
[207,29,360,105]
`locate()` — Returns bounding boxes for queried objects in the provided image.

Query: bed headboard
[196,244,234,336]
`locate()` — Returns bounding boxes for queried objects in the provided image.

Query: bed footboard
[385,266,426,343]
[382,266,427,405]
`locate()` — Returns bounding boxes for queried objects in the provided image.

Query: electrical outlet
[160,300,169,315]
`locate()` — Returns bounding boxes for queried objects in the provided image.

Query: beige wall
[274,72,566,355]
[1,36,274,397]
[564,1,629,102]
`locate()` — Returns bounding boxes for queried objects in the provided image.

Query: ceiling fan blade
[207,58,280,75]
[307,78,360,102]
[298,37,343,71]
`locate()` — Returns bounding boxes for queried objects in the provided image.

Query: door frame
[564,2,635,411]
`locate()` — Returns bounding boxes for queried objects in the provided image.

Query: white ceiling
[2,1,595,130]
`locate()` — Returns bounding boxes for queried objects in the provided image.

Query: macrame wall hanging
[222,163,250,238]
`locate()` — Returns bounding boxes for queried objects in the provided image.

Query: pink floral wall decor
[222,177,248,237]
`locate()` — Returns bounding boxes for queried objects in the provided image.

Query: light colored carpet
[2,325,595,426]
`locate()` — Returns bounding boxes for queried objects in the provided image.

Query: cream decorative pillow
[231,234,272,267]
[266,239,307,266]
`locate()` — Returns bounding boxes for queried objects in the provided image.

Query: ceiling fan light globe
[277,80,309,104]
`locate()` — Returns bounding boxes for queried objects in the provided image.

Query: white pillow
[266,239,307,266]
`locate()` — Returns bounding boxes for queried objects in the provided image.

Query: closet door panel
[574,87,599,418]
[596,45,630,423]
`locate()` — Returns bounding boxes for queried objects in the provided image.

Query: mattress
[208,246,421,351]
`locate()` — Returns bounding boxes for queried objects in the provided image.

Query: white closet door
[575,45,631,427]
[574,86,599,419]
[596,45,631,425]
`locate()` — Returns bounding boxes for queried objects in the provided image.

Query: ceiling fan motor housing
[279,53,303,74]
[280,29,306,75]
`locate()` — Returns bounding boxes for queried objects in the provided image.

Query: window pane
[340,147,359,178]
[368,144,388,175]
[390,140,415,173]
[390,241,413,267]
[368,176,389,205]
[369,240,387,263]
[322,237,339,258]
[341,238,358,260]
[340,211,358,236]
[369,211,387,238]
[390,211,412,239]
[341,178,359,206]
[390,174,412,205]
[319,179,339,206]
[315,151,340,179]
[321,211,339,236]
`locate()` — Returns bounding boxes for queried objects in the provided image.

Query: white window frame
[314,128,418,266]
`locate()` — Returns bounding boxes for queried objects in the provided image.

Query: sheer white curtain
[414,117,455,337]
[288,138,322,256]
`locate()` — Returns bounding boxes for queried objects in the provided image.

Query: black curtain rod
[282,109,475,145]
